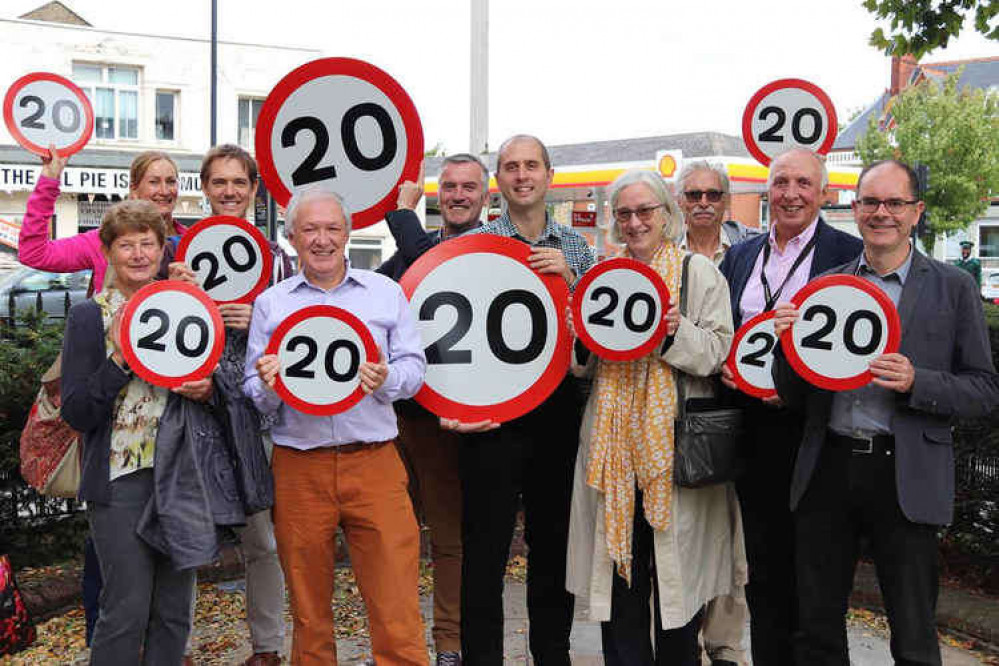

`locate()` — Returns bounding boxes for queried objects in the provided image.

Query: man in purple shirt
[718,148,862,666]
[243,184,428,665]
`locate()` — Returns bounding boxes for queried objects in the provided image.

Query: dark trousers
[735,404,802,666]
[794,435,942,666]
[82,536,102,646]
[459,377,581,666]
[602,490,704,666]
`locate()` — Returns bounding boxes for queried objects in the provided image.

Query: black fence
[3,289,74,330]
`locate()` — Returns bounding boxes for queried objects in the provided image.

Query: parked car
[983,269,999,304]
[0,267,92,324]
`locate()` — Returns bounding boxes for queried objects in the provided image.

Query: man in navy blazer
[718,148,862,666]
[772,160,999,665]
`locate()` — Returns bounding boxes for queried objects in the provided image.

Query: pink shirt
[19,175,186,292]
[739,217,819,323]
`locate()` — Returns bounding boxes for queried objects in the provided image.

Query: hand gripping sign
[400,235,571,424]
[265,305,379,417]
[3,72,95,157]
[571,257,670,361]
[781,275,901,391]
[119,281,225,389]
[741,78,838,166]
[175,216,273,304]
[726,310,779,399]
[255,57,423,230]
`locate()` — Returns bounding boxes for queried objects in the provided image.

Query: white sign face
[3,73,94,157]
[175,216,272,304]
[256,58,423,229]
[119,282,225,389]
[572,258,669,361]
[727,311,778,399]
[400,235,571,423]
[741,78,837,166]
[783,275,901,391]
[266,305,377,416]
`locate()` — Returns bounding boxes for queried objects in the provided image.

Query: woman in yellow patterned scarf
[565,170,746,665]
[61,199,214,665]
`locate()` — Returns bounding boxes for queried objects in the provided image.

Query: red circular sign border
[174,215,274,305]
[740,78,839,167]
[725,309,779,400]
[119,280,226,389]
[571,257,670,362]
[780,274,901,392]
[264,304,379,417]
[399,234,571,424]
[254,57,424,230]
[3,72,95,158]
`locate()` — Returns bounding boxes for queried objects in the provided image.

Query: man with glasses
[676,162,755,666]
[718,148,862,666]
[770,159,999,665]
[676,160,757,265]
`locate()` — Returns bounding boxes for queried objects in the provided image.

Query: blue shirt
[242,264,427,450]
[829,246,913,437]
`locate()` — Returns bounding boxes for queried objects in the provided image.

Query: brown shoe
[242,652,282,666]
[181,657,195,666]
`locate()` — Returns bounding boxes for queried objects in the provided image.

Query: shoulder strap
[680,252,692,317]
[675,253,693,417]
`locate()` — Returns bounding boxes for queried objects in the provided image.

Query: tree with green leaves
[865,0,998,58]
[855,70,999,251]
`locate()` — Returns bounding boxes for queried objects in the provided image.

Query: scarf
[585,241,684,584]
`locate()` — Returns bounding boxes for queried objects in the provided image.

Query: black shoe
[712,661,739,666]
[437,652,462,666]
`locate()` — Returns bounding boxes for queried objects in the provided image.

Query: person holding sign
[243,184,428,665]
[18,149,187,292]
[458,134,594,664]
[718,147,861,666]
[771,160,999,666]
[59,200,217,665]
[565,170,742,666]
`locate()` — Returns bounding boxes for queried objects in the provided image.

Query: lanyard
[760,233,818,310]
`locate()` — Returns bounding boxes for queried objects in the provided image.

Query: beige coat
[566,252,748,629]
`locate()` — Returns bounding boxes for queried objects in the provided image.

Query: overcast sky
[5,0,997,155]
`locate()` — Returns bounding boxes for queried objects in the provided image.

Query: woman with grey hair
[566,169,747,665]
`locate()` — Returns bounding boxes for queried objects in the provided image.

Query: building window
[73,64,139,140]
[979,224,999,259]
[155,91,176,141]
[238,97,264,149]
[348,238,383,270]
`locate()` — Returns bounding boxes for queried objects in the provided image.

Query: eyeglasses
[682,189,724,203]
[613,204,664,223]
[857,197,919,214]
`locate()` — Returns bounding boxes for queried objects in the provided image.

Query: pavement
[214,576,992,665]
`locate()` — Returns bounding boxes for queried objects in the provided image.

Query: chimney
[890,54,918,95]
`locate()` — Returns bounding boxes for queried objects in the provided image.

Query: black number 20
[800,305,882,355]
[284,335,360,382]
[282,102,398,187]
[587,286,656,333]
[19,95,81,133]
[191,236,257,291]
[135,308,209,358]
[740,331,776,368]
[758,105,822,144]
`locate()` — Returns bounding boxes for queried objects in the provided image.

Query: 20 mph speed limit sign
[175,216,273,304]
[726,310,779,400]
[571,258,670,361]
[265,305,379,417]
[781,274,901,391]
[741,78,837,166]
[119,281,225,389]
[255,57,423,230]
[399,235,571,424]
[3,72,94,157]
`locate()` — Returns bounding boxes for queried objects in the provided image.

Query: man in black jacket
[376,153,490,666]
[718,148,862,666]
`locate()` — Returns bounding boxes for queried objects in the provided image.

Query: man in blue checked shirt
[242,183,428,665]
[457,134,595,665]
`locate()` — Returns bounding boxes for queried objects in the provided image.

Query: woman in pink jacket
[18,147,187,291]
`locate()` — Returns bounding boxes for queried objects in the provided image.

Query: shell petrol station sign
[655,150,682,182]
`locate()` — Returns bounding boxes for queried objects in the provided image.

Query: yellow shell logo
[658,154,677,178]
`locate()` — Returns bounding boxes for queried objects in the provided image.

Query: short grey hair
[766,147,829,190]
[606,169,682,245]
[441,153,490,191]
[284,183,352,236]
[676,160,730,196]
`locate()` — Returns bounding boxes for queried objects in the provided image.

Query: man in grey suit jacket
[772,160,999,666]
